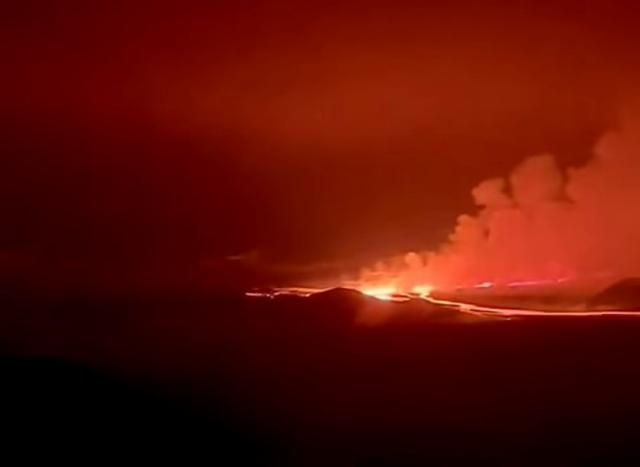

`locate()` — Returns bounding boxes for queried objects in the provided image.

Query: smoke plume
[358,116,640,291]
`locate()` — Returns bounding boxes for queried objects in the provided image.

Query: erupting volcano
[9,2,640,464]
[249,116,640,318]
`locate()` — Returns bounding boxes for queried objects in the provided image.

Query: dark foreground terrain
[2,290,640,465]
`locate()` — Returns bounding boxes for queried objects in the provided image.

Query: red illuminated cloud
[356,115,640,291]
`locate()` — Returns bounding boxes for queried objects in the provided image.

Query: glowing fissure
[245,286,640,318]
[247,118,640,318]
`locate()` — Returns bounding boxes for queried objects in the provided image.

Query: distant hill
[589,278,640,309]
[307,287,369,305]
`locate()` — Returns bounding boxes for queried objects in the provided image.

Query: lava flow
[246,283,640,319]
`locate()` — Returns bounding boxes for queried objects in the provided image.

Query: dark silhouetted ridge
[307,287,368,304]
[589,278,640,309]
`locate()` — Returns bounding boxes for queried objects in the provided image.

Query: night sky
[4,0,640,293]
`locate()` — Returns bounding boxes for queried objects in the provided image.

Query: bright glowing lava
[245,283,640,319]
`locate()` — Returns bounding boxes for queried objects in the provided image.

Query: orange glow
[246,282,435,303]
[411,284,435,298]
[360,286,398,301]
[246,284,640,319]
[350,282,436,302]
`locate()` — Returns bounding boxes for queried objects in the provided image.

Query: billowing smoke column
[357,117,640,292]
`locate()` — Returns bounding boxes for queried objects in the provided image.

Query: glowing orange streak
[423,296,640,318]
[246,287,640,318]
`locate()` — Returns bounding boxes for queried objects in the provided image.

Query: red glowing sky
[3,1,640,292]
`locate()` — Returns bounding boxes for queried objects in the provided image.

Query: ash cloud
[360,116,640,290]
